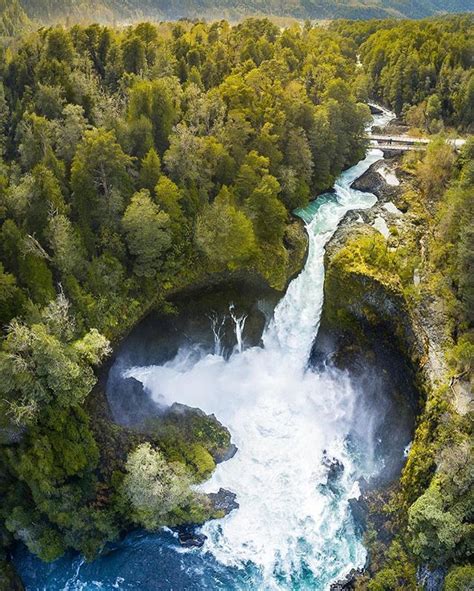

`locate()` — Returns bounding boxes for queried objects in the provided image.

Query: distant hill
[16,0,474,24]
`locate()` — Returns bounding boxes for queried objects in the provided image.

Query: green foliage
[366,541,417,590]
[24,164,66,237]
[344,15,474,129]
[47,213,86,276]
[0,263,25,326]
[154,175,183,223]
[127,78,180,153]
[246,174,287,244]
[18,253,55,306]
[71,128,133,241]
[416,139,456,200]
[408,437,473,564]
[0,295,110,426]
[122,189,172,277]
[144,406,232,482]
[195,186,257,271]
[139,148,161,192]
[444,565,474,591]
[122,443,212,529]
[446,333,474,376]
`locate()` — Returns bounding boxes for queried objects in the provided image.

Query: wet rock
[417,565,447,591]
[349,497,368,535]
[214,442,238,463]
[351,159,401,203]
[323,452,345,482]
[351,167,386,198]
[369,104,384,115]
[208,488,239,515]
[330,568,364,590]
[176,526,207,548]
[358,477,370,494]
[107,372,159,427]
[381,148,405,159]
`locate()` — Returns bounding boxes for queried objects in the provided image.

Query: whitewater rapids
[126,111,394,590]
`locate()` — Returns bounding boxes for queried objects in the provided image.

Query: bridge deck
[368,134,466,150]
[369,134,430,144]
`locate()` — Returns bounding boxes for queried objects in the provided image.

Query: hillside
[17,0,474,24]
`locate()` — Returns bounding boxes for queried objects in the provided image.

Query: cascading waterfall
[124,110,395,591]
[14,108,397,591]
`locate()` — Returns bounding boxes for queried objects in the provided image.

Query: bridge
[367,133,466,153]
[366,102,466,152]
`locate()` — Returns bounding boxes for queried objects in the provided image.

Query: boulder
[176,526,207,548]
[208,488,239,515]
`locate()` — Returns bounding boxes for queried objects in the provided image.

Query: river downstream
[15,108,413,591]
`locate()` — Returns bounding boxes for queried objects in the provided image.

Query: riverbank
[319,145,473,589]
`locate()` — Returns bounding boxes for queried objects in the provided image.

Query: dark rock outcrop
[107,373,159,428]
[352,162,392,201]
[348,497,368,536]
[175,488,238,548]
[322,452,345,483]
[176,526,207,548]
[330,568,364,590]
[208,488,239,515]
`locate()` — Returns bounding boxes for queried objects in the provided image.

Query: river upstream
[15,108,413,590]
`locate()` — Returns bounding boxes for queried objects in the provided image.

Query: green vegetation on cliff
[322,139,473,589]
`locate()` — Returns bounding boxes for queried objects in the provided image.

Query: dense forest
[0,15,372,580]
[0,13,472,590]
[332,16,474,130]
[0,0,32,38]
[3,0,473,27]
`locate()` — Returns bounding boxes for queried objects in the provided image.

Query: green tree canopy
[122,189,172,277]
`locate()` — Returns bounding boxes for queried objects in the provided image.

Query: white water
[127,111,394,590]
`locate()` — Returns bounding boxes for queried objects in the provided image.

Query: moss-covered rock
[143,403,235,483]
[321,225,426,370]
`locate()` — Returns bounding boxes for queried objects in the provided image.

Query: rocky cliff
[319,154,473,590]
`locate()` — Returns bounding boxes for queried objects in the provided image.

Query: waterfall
[209,312,226,356]
[229,304,247,354]
[125,110,394,590]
